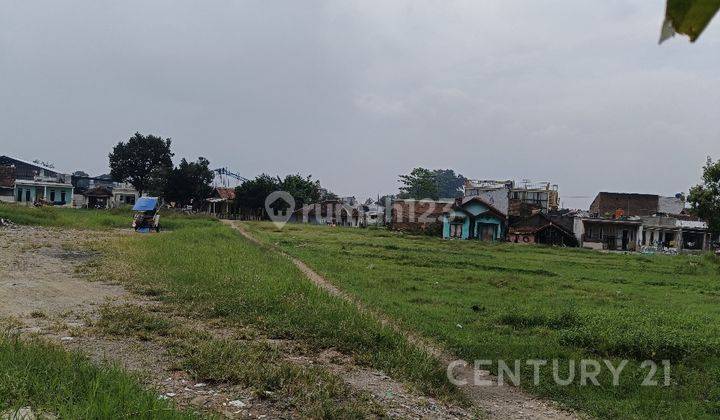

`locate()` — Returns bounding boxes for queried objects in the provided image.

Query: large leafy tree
[398,168,438,200]
[433,169,466,199]
[398,168,465,200]
[235,174,282,215]
[235,173,322,217]
[688,157,720,234]
[109,132,174,196]
[164,157,214,207]
[280,174,321,209]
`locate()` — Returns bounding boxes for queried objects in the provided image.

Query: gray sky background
[2,1,719,209]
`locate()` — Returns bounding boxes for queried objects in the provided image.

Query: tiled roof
[215,187,236,200]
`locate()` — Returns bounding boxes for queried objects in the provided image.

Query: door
[622,230,629,250]
[478,223,495,242]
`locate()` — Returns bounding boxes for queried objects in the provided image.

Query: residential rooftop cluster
[1,154,716,254]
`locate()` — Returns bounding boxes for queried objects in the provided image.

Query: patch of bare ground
[0,225,475,419]
[225,221,581,420]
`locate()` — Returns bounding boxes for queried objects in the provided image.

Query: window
[586,227,593,238]
[50,190,56,202]
[60,191,66,203]
[17,189,23,202]
[25,190,31,202]
[642,231,646,245]
[650,232,655,244]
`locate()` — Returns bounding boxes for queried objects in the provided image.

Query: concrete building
[573,192,711,252]
[71,174,139,209]
[578,217,643,251]
[0,156,73,206]
[640,215,711,251]
[441,197,506,241]
[463,179,559,216]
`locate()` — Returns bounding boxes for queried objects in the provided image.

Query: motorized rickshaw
[132,197,161,233]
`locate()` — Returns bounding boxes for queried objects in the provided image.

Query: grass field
[0,203,216,231]
[100,223,464,409]
[0,204,468,416]
[244,222,720,419]
[0,332,193,419]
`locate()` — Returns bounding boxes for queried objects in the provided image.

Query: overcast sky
[2,1,719,208]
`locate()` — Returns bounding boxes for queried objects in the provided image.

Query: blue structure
[442,197,506,241]
[132,197,159,211]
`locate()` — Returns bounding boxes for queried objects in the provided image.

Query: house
[575,191,711,252]
[0,156,73,206]
[82,186,113,209]
[463,179,560,217]
[292,199,360,227]
[71,174,139,208]
[577,216,643,251]
[640,214,711,252]
[509,181,560,214]
[441,197,506,241]
[358,202,385,227]
[206,187,236,216]
[463,180,512,215]
[390,198,454,233]
[507,213,578,246]
[112,183,139,207]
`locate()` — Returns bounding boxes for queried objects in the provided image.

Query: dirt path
[224,220,580,420]
[0,224,479,419]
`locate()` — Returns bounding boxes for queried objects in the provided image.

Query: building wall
[658,196,685,214]
[391,200,452,231]
[582,220,640,250]
[590,193,659,217]
[508,233,535,244]
[13,185,73,206]
[464,188,509,215]
[0,188,14,203]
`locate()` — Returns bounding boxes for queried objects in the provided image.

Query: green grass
[244,221,720,419]
[98,223,465,408]
[0,333,193,419]
[0,203,216,230]
[95,305,384,418]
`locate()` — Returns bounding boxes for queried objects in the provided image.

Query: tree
[280,174,321,209]
[398,168,438,200]
[688,157,720,234]
[109,132,174,196]
[235,174,282,216]
[433,169,466,199]
[164,157,214,207]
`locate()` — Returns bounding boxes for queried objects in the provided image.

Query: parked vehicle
[132,197,161,233]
